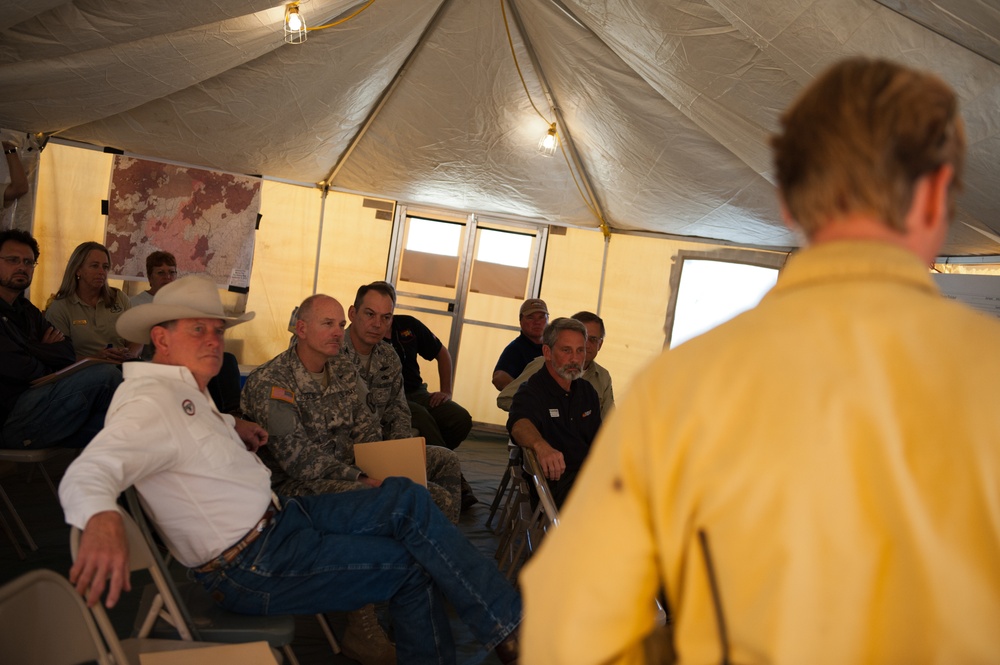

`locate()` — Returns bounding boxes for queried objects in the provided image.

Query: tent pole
[323,0,455,186]
[505,0,611,236]
[312,185,330,294]
[597,233,609,315]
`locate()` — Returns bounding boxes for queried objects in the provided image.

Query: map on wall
[105,155,261,291]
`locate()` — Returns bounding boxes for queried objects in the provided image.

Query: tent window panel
[662,248,787,352]
[468,228,533,299]
[598,233,678,396]
[400,251,460,288]
[227,179,322,365]
[399,218,462,289]
[668,259,778,349]
[468,263,528,299]
[32,143,116,310]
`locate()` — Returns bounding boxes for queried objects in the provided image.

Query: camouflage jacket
[341,329,412,440]
[241,347,382,496]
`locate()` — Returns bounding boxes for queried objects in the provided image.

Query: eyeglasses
[587,335,604,344]
[0,256,38,268]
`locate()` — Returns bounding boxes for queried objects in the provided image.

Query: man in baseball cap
[492,297,548,390]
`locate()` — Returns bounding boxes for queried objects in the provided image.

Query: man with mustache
[507,317,601,508]
[0,229,122,449]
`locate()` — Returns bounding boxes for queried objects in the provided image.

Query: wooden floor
[0,430,513,665]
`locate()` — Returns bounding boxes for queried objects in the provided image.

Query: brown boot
[494,628,519,664]
[342,604,396,665]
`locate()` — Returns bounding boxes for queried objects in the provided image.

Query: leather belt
[194,508,275,574]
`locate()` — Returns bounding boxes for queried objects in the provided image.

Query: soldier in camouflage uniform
[241,294,462,523]
[341,282,412,441]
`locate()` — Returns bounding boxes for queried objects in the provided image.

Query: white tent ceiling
[1,0,998,254]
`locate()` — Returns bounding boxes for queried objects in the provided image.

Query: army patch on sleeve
[270,386,295,404]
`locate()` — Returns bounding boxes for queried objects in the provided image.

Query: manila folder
[354,437,427,487]
[140,641,279,665]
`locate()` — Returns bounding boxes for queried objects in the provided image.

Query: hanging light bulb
[537,123,558,157]
[284,3,307,44]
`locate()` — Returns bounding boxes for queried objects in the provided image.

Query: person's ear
[919,163,954,232]
[347,305,357,323]
[778,198,799,233]
[149,326,168,357]
[294,319,308,339]
[904,164,954,264]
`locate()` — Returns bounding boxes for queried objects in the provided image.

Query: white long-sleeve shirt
[59,362,272,567]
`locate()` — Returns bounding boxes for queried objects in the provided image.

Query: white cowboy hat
[117,274,255,344]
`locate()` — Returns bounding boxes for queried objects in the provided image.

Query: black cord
[698,529,731,665]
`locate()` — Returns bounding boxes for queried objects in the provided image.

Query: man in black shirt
[0,229,121,449]
[507,317,601,508]
[389,313,478,509]
[389,314,472,450]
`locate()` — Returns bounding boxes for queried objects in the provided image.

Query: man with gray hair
[507,317,602,508]
[498,310,614,418]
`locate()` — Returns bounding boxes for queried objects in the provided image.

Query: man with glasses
[0,229,122,449]
[498,311,614,418]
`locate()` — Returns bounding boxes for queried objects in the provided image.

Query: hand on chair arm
[511,418,566,481]
[70,510,131,609]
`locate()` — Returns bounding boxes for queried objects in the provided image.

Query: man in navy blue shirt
[507,317,601,508]
[491,298,547,390]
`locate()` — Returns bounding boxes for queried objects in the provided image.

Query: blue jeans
[1,364,122,449]
[192,478,521,664]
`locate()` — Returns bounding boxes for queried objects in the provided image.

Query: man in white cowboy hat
[59,274,521,665]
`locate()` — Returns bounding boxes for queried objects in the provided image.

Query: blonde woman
[45,241,141,361]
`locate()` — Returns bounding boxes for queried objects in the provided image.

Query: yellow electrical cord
[305,0,376,32]
[499,0,610,238]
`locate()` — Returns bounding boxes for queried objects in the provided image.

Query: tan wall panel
[31,144,115,309]
[539,227,603,318]
[316,192,394,312]
[227,180,321,365]
[453,324,522,426]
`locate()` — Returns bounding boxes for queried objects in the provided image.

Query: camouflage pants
[425,444,462,524]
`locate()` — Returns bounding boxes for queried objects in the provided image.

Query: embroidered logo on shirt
[549,408,560,417]
[270,386,295,404]
[182,399,196,416]
[72,319,88,325]
[582,409,593,418]
[399,328,415,341]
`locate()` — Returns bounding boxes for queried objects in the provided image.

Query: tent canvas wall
[4,0,1000,423]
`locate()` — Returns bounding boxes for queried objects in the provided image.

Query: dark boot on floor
[342,603,396,665]
[460,474,479,511]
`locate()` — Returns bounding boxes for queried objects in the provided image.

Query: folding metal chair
[0,568,113,665]
[124,487,340,661]
[486,440,523,532]
[0,447,66,553]
[71,506,289,664]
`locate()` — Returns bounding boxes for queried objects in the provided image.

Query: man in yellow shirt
[523,57,1000,664]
